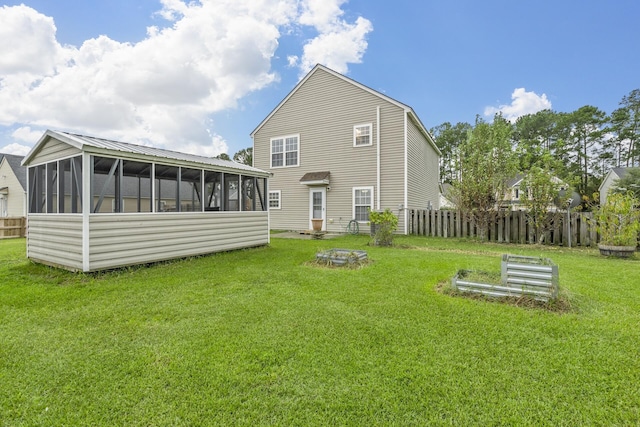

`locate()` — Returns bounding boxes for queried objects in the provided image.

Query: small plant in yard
[457,269,501,284]
[369,208,398,246]
[593,192,640,254]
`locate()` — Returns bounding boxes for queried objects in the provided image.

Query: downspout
[403,112,408,235]
[376,106,381,210]
[25,170,30,256]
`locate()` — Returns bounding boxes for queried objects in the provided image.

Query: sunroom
[22,130,270,272]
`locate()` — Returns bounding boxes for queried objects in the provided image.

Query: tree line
[215,147,253,165]
[430,88,639,242]
[431,89,640,201]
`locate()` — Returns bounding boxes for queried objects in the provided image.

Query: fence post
[517,211,525,244]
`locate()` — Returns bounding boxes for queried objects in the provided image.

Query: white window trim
[270,134,300,168]
[353,186,374,223]
[353,123,373,147]
[269,190,281,210]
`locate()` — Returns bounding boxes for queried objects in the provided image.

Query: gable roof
[611,167,639,180]
[506,172,565,189]
[22,130,269,177]
[506,173,525,188]
[599,167,640,192]
[0,153,27,190]
[250,64,440,155]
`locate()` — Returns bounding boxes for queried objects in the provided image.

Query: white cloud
[0,4,72,75]
[484,88,552,122]
[209,132,230,157]
[11,126,43,144]
[287,55,299,67]
[299,16,373,75]
[296,0,372,75]
[0,142,31,156]
[0,1,372,155]
[299,0,347,31]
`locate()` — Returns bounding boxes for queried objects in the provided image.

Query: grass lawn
[1,235,639,425]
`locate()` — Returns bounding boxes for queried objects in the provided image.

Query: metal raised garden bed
[452,254,558,302]
[315,249,368,266]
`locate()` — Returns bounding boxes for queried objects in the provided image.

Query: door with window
[309,188,326,230]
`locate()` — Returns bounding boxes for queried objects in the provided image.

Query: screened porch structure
[22,130,270,272]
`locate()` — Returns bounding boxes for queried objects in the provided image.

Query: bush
[369,208,398,246]
[594,192,640,247]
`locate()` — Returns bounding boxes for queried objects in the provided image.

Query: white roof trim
[299,179,329,186]
[22,130,270,177]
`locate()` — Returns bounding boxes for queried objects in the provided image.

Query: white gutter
[376,106,381,210]
[24,172,29,257]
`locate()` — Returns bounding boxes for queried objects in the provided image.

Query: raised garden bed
[315,249,368,266]
[451,254,559,302]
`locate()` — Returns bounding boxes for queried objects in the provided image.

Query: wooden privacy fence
[0,217,26,239]
[409,209,597,247]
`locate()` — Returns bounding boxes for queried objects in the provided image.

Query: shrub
[594,192,640,247]
[369,208,398,246]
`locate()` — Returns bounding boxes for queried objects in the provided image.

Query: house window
[354,124,372,146]
[353,187,373,222]
[269,190,281,209]
[271,135,299,168]
[514,189,520,200]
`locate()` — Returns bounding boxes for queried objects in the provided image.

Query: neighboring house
[0,153,27,217]
[599,167,640,205]
[22,130,270,272]
[503,173,569,210]
[439,182,455,209]
[251,64,441,234]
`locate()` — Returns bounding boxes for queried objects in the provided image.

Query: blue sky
[1,0,638,158]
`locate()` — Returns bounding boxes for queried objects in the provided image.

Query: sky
[0,0,639,158]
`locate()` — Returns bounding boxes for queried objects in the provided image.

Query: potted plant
[594,192,640,257]
[311,218,323,232]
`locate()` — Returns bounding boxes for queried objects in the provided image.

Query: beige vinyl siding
[378,108,407,234]
[29,138,81,165]
[254,68,406,233]
[0,160,26,217]
[26,214,83,270]
[87,212,268,271]
[407,116,440,217]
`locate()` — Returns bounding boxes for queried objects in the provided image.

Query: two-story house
[251,64,441,234]
[504,173,570,211]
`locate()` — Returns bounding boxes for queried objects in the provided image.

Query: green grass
[1,236,639,426]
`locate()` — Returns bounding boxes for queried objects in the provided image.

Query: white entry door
[309,187,326,230]
[0,196,6,217]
